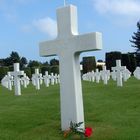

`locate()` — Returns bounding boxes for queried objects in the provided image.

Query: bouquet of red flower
[63,121,93,139]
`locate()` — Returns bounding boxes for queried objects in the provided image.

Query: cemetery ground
[0,77,140,140]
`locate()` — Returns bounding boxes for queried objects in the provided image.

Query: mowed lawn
[0,77,140,140]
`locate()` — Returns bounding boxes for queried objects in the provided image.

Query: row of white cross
[82,60,140,86]
[31,69,60,90]
[1,63,60,95]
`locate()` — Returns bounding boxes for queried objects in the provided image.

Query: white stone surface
[50,73,55,85]
[111,70,117,81]
[54,73,59,84]
[32,69,41,90]
[10,63,24,96]
[100,66,110,85]
[134,67,140,80]
[39,74,43,85]
[1,76,9,89]
[43,71,50,87]
[21,73,30,88]
[91,71,95,82]
[95,69,100,83]
[1,72,13,90]
[111,60,125,87]
[39,5,102,130]
[122,67,131,82]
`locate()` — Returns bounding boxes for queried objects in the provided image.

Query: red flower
[84,127,92,137]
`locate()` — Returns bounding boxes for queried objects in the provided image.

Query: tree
[122,53,136,73]
[3,51,20,66]
[50,58,59,66]
[42,61,49,66]
[106,51,122,70]
[50,66,59,74]
[41,66,51,75]
[0,67,9,80]
[82,56,96,74]
[20,57,28,69]
[24,67,32,78]
[9,51,20,63]
[28,60,41,68]
[130,21,140,52]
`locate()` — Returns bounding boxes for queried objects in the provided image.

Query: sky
[0,0,140,62]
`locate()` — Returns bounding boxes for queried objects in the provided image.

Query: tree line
[0,52,59,80]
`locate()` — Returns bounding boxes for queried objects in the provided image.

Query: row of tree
[0,52,59,80]
[105,51,139,73]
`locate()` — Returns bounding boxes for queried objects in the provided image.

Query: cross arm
[39,39,61,57]
[73,32,102,53]
[10,71,24,76]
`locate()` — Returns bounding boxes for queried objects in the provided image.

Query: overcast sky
[0,0,140,62]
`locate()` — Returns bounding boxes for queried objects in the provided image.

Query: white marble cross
[111,60,125,87]
[1,76,9,89]
[122,67,131,82]
[95,69,100,83]
[10,63,24,96]
[100,66,110,85]
[50,73,55,85]
[134,67,140,80]
[39,5,102,130]
[111,70,117,81]
[54,73,59,84]
[21,73,30,88]
[32,69,41,90]
[43,71,50,87]
[1,72,13,90]
[7,72,13,90]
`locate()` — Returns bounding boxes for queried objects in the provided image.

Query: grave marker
[111,60,125,87]
[39,5,102,130]
[10,63,24,96]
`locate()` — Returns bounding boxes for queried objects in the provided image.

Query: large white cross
[112,60,125,87]
[39,5,102,130]
[10,63,24,96]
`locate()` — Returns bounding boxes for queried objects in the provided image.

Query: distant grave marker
[10,63,24,96]
[134,67,140,80]
[112,60,125,87]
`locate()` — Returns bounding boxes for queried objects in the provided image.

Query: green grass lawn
[0,77,140,140]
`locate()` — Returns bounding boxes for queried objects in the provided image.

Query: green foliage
[50,58,59,66]
[96,65,103,71]
[30,67,40,75]
[20,57,28,69]
[41,66,51,75]
[106,51,137,72]
[28,60,41,68]
[130,20,140,52]
[24,67,32,78]
[0,66,9,80]
[106,51,122,70]
[0,52,60,75]
[122,53,137,73]
[50,66,59,74]
[82,56,96,74]
[136,53,140,66]
[4,51,21,66]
